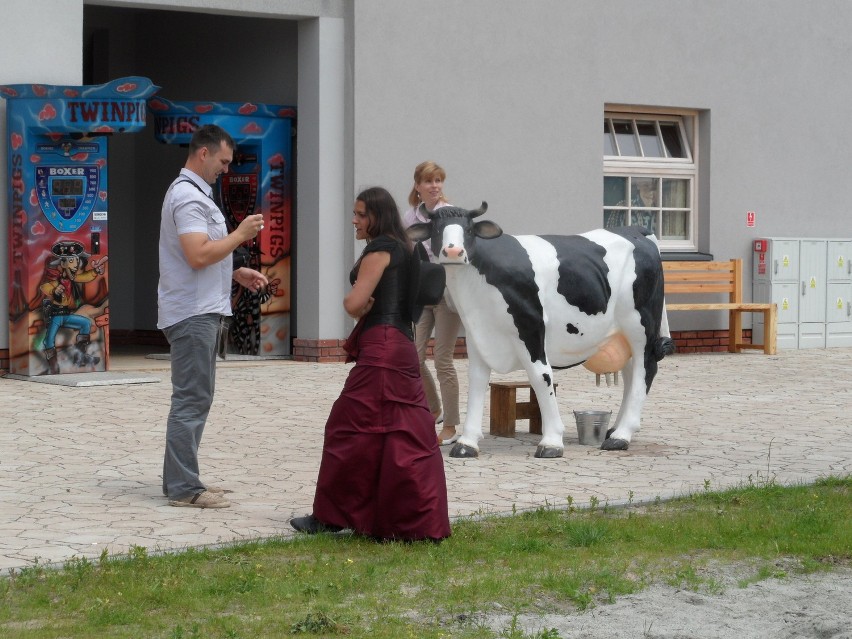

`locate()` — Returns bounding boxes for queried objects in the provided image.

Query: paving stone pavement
[1,347,850,574]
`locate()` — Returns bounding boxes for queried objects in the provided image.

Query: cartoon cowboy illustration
[39,240,108,374]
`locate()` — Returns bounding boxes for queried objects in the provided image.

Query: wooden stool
[489,381,557,437]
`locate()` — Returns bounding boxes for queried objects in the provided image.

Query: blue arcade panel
[150,97,295,357]
[2,77,159,376]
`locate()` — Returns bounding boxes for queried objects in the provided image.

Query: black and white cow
[407,202,675,459]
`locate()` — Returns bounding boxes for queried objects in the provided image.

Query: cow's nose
[443,245,466,260]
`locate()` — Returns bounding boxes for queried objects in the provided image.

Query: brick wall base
[669,329,752,354]
[292,338,350,363]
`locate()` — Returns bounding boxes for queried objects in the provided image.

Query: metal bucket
[573,410,612,446]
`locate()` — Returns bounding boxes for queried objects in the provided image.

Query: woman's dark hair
[357,187,412,250]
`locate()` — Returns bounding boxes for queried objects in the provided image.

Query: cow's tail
[654,335,677,361]
[654,299,676,361]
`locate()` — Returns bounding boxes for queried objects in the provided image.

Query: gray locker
[826,241,852,347]
[798,240,827,348]
[753,279,798,349]
[753,238,803,350]
[753,237,852,349]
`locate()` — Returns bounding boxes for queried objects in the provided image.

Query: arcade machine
[149,97,295,357]
[2,77,159,376]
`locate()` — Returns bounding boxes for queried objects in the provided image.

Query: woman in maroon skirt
[290,187,451,542]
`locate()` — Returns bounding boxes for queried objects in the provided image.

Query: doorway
[82,5,298,350]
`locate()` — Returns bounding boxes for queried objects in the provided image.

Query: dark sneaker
[290,515,342,534]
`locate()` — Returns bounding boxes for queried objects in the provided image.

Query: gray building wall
[2,0,851,352]
[354,0,852,243]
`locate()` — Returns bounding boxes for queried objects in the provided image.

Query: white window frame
[604,107,699,251]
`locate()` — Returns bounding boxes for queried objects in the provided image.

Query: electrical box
[826,240,852,347]
[753,238,852,349]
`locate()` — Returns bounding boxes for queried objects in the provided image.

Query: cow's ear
[406,222,432,242]
[473,220,503,239]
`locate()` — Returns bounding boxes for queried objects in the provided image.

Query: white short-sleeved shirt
[157,168,232,329]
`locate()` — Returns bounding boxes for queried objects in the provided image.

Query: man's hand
[233,267,269,292]
[180,214,264,270]
[235,214,265,242]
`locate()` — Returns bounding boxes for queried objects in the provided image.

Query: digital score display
[51,178,85,196]
[36,164,100,232]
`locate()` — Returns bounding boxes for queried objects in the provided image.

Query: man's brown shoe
[168,491,231,508]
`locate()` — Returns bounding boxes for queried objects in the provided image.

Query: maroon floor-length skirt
[312,324,451,541]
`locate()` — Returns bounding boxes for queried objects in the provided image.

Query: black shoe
[290,514,343,534]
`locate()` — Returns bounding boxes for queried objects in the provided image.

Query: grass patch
[1,475,850,638]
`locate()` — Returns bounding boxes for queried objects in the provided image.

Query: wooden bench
[489,381,556,437]
[662,258,777,355]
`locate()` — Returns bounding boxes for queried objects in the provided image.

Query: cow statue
[407,202,675,459]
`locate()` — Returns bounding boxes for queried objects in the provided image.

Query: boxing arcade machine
[2,76,159,376]
[149,97,294,357]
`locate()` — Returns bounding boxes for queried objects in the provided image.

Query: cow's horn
[470,202,488,218]
[417,201,441,219]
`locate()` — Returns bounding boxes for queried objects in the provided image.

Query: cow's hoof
[600,438,629,451]
[535,445,564,458]
[449,442,479,458]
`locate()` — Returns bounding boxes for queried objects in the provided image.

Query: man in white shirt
[158,124,267,508]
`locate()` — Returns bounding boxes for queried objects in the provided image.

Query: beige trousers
[414,294,462,428]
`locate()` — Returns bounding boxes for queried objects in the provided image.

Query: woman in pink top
[401,161,462,445]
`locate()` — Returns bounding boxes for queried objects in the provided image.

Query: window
[603,111,697,250]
